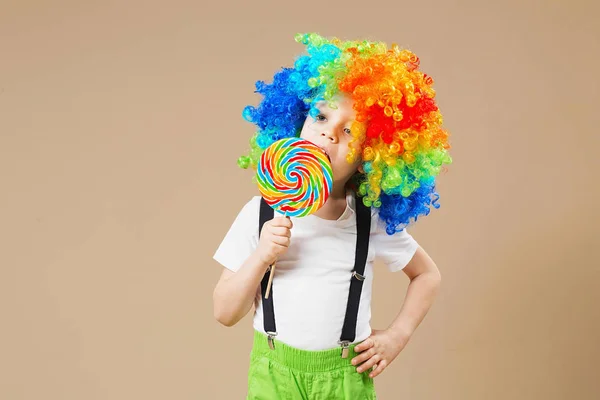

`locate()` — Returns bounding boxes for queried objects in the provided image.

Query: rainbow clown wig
[237,33,452,235]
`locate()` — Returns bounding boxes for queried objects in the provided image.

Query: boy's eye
[344,128,352,135]
[316,114,326,121]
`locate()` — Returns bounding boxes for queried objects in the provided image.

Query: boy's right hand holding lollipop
[256,216,293,267]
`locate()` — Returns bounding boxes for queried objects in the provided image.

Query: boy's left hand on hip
[351,328,409,378]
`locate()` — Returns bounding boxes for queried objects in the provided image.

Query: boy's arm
[388,245,441,340]
[213,216,293,327]
[352,246,441,377]
[212,252,269,327]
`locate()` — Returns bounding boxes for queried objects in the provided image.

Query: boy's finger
[269,226,291,237]
[357,355,380,374]
[369,364,380,378]
[370,360,387,378]
[271,217,293,228]
[351,348,374,366]
[354,338,373,353]
[271,235,290,247]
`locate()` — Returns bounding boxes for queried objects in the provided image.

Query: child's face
[300,94,362,189]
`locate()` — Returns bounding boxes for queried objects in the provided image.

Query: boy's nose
[321,131,338,144]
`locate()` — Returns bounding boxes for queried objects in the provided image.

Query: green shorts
[247,330,377,400]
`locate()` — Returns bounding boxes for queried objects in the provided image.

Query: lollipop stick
[264,212,288,299]
[264,262,276,299]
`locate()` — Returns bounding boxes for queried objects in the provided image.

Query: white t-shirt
[213,191,419,351]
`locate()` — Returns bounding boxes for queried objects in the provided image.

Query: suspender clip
[267,331,277,350]
[338,340,350,358]
[352,271,365,281]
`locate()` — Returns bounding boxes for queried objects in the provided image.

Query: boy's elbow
[215,315,234,327]
[212,294,238,327]
[214,308,237,327]
[430,267,442,293]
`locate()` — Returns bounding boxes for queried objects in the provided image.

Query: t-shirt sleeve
[371,213,420,272]
[213,197,260,272]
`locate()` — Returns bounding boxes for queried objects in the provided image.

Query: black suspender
[258,194,371,357]
[258,198,277,349]
[339,193,371,357]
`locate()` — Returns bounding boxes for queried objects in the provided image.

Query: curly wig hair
[238,33,452,235]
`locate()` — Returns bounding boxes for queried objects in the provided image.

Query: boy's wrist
[386,324,413,345]
[251,251,272,273]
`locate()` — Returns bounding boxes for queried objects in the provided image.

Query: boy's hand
[256,217,293,266]
[351,328,410,378]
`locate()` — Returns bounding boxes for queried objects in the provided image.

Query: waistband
[250,330,362,373]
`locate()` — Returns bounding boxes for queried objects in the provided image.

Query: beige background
[1,0,599,399]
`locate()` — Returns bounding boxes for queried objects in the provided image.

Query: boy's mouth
[315,144,331,163]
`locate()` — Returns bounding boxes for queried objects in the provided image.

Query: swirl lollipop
[257,137,333,297]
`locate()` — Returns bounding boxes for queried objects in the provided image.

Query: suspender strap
[258,198,277,345]
[339,194,371,357]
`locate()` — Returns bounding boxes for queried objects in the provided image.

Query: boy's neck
[312,184,348,221]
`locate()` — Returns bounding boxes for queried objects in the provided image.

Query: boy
[213,33,451,399]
